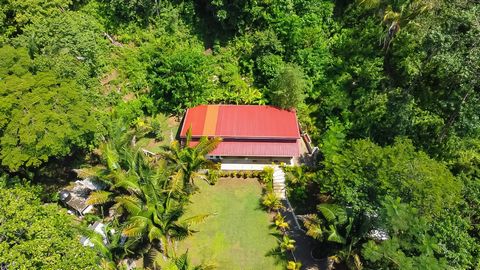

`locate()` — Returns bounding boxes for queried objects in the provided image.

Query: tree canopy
[0,46,98,171]
[0,183,99,269]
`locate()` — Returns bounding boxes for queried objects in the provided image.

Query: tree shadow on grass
[265,246,288,267]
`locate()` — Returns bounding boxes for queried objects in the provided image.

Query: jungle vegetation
[0,0,478,269]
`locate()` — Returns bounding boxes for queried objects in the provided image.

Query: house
[179,105,301,170]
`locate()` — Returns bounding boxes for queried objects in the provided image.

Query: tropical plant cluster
[0,0,478,269]
[259,168,302,270]
[76,126,221,268]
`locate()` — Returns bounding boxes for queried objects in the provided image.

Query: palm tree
[80,138,210,262]
[357,0,439,50]
[162,128,221,192]
[302,204,370,270]
[159,251,215,270]
[83,222,135,270]
[285,165,311,186]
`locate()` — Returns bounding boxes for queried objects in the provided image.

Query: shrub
[262,192,283,212]
[208,169,220,185]
[274,213,290,232]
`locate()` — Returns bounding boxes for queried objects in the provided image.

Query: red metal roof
[180,105,300,139]
[190,140,300,157]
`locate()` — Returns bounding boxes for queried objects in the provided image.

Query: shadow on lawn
[265,232,294,266]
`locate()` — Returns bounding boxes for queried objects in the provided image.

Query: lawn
[136,116,179,153]
[177,178,284,269]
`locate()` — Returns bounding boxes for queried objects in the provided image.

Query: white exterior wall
[210,156,294,170]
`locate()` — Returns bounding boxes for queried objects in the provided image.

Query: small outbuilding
[179,105,301,169]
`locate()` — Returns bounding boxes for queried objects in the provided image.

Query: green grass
[136,117,179,153]
[177,178,284,270]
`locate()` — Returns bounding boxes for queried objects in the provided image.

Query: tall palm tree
[162,128,221,193]
[82,142,210,264]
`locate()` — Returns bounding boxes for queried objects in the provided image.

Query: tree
[162,129,221,193]
[269,65,308,110]
[14,10,108,78]
[0,46,99,172]
[0,0,70,40]
[319,138,461,218]
[0,184,100,269]
[162,251,214,270]
[81,132,211,264]
[147,47,214,114]
[362,197,449,269]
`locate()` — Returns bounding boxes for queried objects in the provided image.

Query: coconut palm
[162,128,221,192]
[83,222,135,270]
[80,138,210,262]
[357,0,439,50]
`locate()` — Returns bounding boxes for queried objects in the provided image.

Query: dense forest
[0,0,479,269]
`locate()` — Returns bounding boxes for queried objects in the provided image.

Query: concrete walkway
[273,166,286,199]
[281,200,326,270]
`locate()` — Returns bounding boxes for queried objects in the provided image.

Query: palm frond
[113,175,141,195]
[115,195,142,215]
[327,225,346,244]
[122,217,149,237]
[73,166,106,180]
[148,226,164,242]
[182,214,213,226]
[318,204,348,224]
[86,190,113,205]
[195,137,222,156]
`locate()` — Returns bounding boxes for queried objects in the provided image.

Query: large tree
[0,46,99,172]
[269,65,308,110]
[0,184,100,269]
[319,138,462,218]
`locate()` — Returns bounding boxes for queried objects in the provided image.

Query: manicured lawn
[177,178,284,269]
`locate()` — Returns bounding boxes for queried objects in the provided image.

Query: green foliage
[0,46,99,171]
[0,0,70,40]
[102,0,160,25]
[162,129,222,191]
[260,166,274,191]
[81,130,216,265]
[261,192,283,212]
[0,0,478,267]
[362,197,449,269]
[320,138,461,218]
[0,184,99,269]
[279,235,296,253]
[269,64,308,110]
[147,46,214,113]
